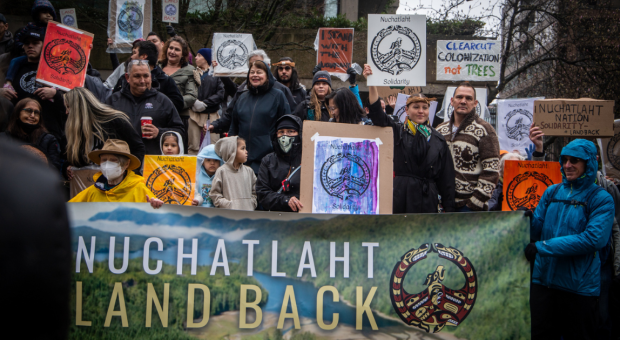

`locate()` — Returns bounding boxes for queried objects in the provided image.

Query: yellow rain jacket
[70,171,156,203]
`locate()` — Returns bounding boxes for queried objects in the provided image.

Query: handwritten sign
[36,21,93,92]
[59,8,78,28]
[316,28,354,76]
[162,0,179,23]
[436,40,500,81]
[502,160,562,211]
[533,98,615,137]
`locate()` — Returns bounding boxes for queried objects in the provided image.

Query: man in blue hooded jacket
[526,139,614,340]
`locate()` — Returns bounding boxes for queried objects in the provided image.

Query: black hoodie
[256,114,302,211]
[228,61,291,173]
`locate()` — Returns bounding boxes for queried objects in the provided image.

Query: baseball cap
[24,26,45,42]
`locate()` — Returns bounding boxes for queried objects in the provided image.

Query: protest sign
[162,0,179,23]
[438,86,489,121]
[69,167,100,199]
[143,155,197,205]
[316,28,354,78]
[300,121,393,214]
[68,203,530,339]
[107,0,153,54]
[436,40,500,81]
[366,14,426,87]
[213,33,255,77]
[60,8,78,28]
[35,21,93,92]
[533,98,615,137]
[497,97,543,154]
[376,86,421,104]
[502,160,562,211]
[598,119,620,180]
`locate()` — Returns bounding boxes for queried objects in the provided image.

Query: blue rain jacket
[531,139,614,296]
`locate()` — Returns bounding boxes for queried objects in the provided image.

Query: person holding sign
[364,64,455,214]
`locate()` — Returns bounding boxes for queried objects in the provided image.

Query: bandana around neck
[404,117,431,141]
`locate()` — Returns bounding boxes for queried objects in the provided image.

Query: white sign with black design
[438,86,489,122]
[436,40,500,81]
[597,119,620,180]
[393,93,409,123]
[212,33,255,77]
[497,97,543,154]
[162,0,179,23]
[366,14,426,87]
[60,8,78,28]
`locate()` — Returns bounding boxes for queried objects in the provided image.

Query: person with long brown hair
[292,71,332,121]
[64,87,144,179]
[0,97,61,172]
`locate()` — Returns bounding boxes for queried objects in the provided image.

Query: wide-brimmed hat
[88,139,141,170]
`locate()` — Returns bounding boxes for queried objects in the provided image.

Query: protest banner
[502,160,563,211]
[143,155,197,205]
[533,98,615,137]
[162,0,179,23]
[300,121,393,214]
[35,21,93,92]
[68,203,530,339]
[437,86,489,121]
[598,119,620,180]
[60,8,78,28]
[213,33,255,77]
[497,97,544,154]
[107,0,153,54]
[366,14,426,87]
[315,28,354,78]
[436,40,500,81]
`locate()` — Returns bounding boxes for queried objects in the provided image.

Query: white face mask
[100,161,124,180]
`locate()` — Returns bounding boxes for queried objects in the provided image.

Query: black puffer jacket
[196,72,225,113]
[292,94,330,122]
[229,61,291,173]
[368,99,455,213]
[256,115,302,211]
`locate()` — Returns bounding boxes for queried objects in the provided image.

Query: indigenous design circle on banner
[506,171,554,210]
[165,4,177,16]
[505,109,533,141]
[146,164,192,205]
[371,25,422,75]
[396,105,407,122]
[390,243,478,333]
[217,40,249,69]
[63,15,75,26]
[44,38,87,75]
[320,153,371,200]
[118,2,144,34]
[20,70,38,93]
[607,133,620,171]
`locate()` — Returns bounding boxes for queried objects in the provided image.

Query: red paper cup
[141,116,152,138]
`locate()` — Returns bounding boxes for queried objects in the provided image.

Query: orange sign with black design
[502,160,562,211]
[144,155,197,205]
[36,21,93,92]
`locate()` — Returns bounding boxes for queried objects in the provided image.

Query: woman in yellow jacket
[70,139,164,208]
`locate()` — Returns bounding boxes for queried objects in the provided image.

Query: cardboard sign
[436,40,500,81]
[35,21,93,92]
[497,97,544,154]
[376,86,421,104]
[533,98,615,137]
[367,14,426,87]
[502,160,563,211]
[143,155,197,205]
[162,0,179,23]
[299,121,393,214]
[69,168,100,198]
[59,8,78,28]
[212,33,255,77]
[316,28,354,77]
[598,119,620,180]
[107,0,153,54]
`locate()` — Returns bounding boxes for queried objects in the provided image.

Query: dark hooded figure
[256,114,303,212]
[229,60,291,173]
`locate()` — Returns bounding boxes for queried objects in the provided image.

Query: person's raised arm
[362,64,392,128]
[364,64,379,105]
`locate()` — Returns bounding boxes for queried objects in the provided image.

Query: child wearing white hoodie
[209,136,257,210]
[159,131,185,155]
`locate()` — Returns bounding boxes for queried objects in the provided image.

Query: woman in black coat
[1,98,62,172]
[256,115,303,212]
[364,64,455,213]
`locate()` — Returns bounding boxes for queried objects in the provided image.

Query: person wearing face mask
[1,98,61,172]
[69,139,164,207]
[228,60,291,174]
[256,115,303,212]
[364,64,455,213]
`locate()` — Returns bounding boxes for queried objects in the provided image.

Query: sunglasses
[22,108,41,116]
[562,156,584,165]
[278,66,292,71]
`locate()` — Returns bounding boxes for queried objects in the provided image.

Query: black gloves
[517,206,533,217]
[312,65,322,75]
[166,25,177,37]
[524,243,538,262]
[347,67,356,85]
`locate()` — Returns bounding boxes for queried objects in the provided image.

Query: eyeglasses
[129,60,149,65]
[328,106,338,111]
[22,108,41,116]
[562,156,584,165]
[278,66,292,71]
